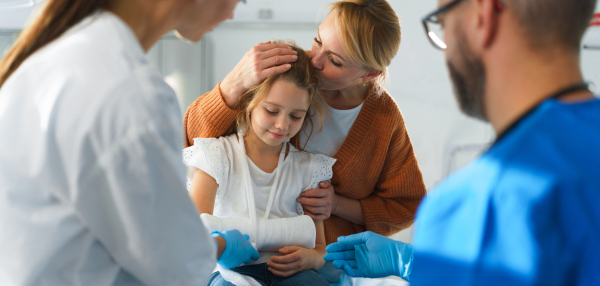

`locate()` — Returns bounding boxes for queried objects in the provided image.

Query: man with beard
[324,0,600,285]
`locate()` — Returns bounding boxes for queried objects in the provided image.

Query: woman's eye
[291,115,302,121]
[266,109,277,115]
[328,55,342,67]
[314,37,322,46]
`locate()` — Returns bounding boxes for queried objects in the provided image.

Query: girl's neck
[244,128,283,161]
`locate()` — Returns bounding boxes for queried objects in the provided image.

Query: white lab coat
[0,11,216,285]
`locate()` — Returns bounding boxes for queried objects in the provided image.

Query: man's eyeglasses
[422,0,506,50]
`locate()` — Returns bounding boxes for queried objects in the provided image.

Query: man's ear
[477,0,502,49]
[361,69,383,83]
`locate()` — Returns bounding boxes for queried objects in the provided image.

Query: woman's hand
[220,41,298,108]
[267,246,326,277]
[297,181,339,221]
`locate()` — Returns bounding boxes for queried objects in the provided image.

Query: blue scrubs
[411,98,600,286]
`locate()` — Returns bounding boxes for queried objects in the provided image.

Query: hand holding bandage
[200,213,316,251]
[213,229,259,269]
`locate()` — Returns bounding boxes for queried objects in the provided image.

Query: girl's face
[310,12,369,91]
[250,80,310,147]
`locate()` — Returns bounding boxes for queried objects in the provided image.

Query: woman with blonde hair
[0,0,260,285]
[184,0,427,281]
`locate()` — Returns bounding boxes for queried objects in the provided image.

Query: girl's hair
[230,41,325,150]
[329,0,401,96]
[0,0,107,88]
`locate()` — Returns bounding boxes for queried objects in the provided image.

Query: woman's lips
[268,131,285,139]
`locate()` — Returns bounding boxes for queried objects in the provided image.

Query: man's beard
[447,31,488,121]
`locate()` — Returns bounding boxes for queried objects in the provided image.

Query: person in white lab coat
[0,0,258,285]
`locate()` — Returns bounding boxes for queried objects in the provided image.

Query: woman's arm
[298,181,364,225]
[298,119,426,235]
[189,168,219,214]
[357,125,426,236]
[267,220,327,277]
[297,181,364,225]
[183,42,297,147]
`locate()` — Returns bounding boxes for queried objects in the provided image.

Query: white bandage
[200,213,316,251]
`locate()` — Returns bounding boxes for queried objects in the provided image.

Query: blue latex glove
[323,231,413,281]
[212,230,259,269]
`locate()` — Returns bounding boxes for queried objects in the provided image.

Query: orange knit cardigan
[183,83,427,244]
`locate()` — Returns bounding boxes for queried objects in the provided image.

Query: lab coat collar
[100,10,146,58]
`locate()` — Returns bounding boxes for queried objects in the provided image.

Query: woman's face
[310,12,369,91]
[175,0,240,43]
[250,80,310,147]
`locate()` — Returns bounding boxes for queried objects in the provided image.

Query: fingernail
[292,55,298,60]
[294,50,298,54]
[300,192,305,197]
[285,64,291,69]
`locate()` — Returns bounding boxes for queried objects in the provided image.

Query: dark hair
[0,0,107,88]
[506,0,597,51]
[230,41,325,150]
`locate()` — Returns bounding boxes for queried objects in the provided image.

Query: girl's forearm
[333,194,365,225]
[215,236,226,259]
[311,244,327,270]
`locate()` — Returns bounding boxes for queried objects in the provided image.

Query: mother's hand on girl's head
[220,41,299,108]
[297,181,338,222]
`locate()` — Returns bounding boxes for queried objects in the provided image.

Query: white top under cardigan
[183,134,336,285]
[300,102,364,157]
[0,11,216,286]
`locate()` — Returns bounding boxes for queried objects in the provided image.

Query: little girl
[183,42,334,286]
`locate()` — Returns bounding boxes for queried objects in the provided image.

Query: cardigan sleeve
[358,118,427,236]
[182,82,239,148]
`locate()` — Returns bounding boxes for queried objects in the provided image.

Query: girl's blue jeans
[207,263,330,286]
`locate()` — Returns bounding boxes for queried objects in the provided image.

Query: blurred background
[1,0,599,247]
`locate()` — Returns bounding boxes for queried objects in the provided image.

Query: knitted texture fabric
[183,83,427,244]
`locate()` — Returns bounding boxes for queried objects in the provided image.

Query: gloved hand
[323,231,413,281]
[212,229,259,269]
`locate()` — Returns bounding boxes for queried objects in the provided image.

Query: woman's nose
[311,52,324,71]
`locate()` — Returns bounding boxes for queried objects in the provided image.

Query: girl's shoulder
[286,144,335,164]
[190,134,238,151]
[184,134,240,165]
[286,145,337,188]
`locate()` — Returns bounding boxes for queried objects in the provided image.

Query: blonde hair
[330,0,401,95]
[230,41,325,150]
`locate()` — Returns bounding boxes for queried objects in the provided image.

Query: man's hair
[506,0,597,52]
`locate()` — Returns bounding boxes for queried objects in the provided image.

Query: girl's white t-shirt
[183,134,336,221]
[300,102,364,157]
[183,134,336,286]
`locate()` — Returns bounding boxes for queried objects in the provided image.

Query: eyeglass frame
[422,0,506,50]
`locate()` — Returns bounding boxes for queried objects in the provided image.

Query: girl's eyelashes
[266,108,302,121]
[314,37,322,46]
